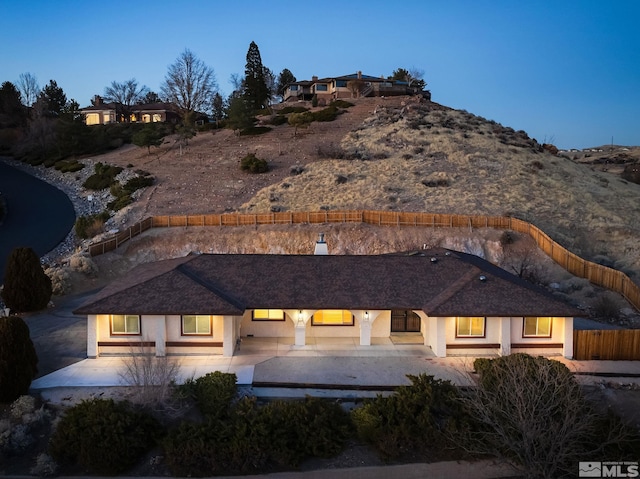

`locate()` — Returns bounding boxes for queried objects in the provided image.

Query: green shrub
[239,125,271,136]
[267,115,288,126]
[164,397,269,477]
[48,398,162,475]
[107,193,133,211]
[351,374,468,460]
[1,247,52,313]
[123,175,154,194]
[278,106,309,114]
[311,106,341,122]
[311,94,318,107]
[0,316,38,402]
[54,159,84,173]
[261,397,352,467]
[329,99,354,108]
[179,371,238,419]
[240,153,269,173]
[74,211,110,239]
[82,162,123,190]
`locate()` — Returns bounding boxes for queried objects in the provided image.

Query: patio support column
[294,311,306,346]
[223,316,237,357]
[359,312,372,346]
[563,317,574,359]
[155,316,167,357]
[430,317,447,357]
[499,317,511,356]
[87,314,98,358]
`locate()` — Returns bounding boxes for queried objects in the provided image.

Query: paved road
[0,159,75,283]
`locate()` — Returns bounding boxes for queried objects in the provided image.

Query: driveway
[22,289,98,378]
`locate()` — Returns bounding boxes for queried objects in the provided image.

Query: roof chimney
[357,71,362,79]
[314,233,328,255]
[312,75,318,82]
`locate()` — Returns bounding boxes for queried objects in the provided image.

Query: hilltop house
[74,236,577,359]
[80,97,181,126]
[283,71,430,103]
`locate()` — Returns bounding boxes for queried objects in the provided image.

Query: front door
[391,310,421,332]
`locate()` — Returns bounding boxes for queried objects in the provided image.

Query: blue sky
[1,0,638,149]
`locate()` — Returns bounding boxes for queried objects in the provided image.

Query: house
[283,71,430,103]
[80,97,181,125]
[74,236,578,359]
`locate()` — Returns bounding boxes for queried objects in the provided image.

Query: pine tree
[0,315,38,402]
[1,246,52,312]
[243,41,269,112]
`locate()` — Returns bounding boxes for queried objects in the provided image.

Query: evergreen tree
[35,79,67,118]
[0,315,38,402]
[276,68,296,100]
[0,81,26,128]
[211,92,226,126]
[1,247,52,312]
[132,124,165,153]
[226,95,254,133]
[243,41,269,112]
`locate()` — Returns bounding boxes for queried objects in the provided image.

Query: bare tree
[16,72,39,107]
[118,343,181,408]
[103,78,149,107]
[161,49,217,115]
[460,354,635,479]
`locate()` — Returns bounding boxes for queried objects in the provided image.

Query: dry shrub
[45,267,71,295]
[118,343,181,408]
[69,254,98,276]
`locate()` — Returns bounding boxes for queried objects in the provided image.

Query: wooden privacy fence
[87,209,640,312]
[573,329,640,360]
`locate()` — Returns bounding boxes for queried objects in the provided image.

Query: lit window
[182,315,212,335]
[152,113,162,122]
[311,310,354,326]
[456,317,485,337]
[252,309,285,321]
[523,317,552,337]
[111,315,140,335]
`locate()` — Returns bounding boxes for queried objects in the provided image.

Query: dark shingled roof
[74,249,580,317]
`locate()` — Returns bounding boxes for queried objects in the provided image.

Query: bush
[1,247,52,312]
[329,99,354,108]
[82,162,123,190]
[260,397,352,466]
[163,395,351,476]
[123,175,154,194]
[240,153,269,173]
[179,371,238,419]
[466,354,639,478]
[267,114,288,126]
[163,397,269,477]
[74,211,110,239]
[0,316,38,403]
[311,106,342,122]
[311,94,318,107]
[54,159,84,173]
[239,125,271,136]
[278,106,309,115]
[48,398,162,475]
[351,374,469,460]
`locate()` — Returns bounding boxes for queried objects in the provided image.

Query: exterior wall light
[364,311,370,321]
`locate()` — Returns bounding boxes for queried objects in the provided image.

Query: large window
[456,317,485,337]
[252,309,285,321]
[523,317,552,337]
[182,315,212,335]
[311,310,354,326]
[290,85,298,91]
[111,315,140,335]
[335,80,347,88]
[315,84,328,92]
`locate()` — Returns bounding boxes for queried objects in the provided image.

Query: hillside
[90,96,640,282]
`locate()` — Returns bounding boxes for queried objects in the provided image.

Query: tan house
[283,71,430,103]
[74,238,577,360]
[80,98,180,126]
